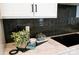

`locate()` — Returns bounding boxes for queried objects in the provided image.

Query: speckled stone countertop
[4,37,68,55]
[4,32,79,55]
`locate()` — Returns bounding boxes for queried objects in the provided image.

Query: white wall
[0,4,5,54]
[0,20,5,54]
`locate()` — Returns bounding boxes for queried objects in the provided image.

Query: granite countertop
[4,37,68,55]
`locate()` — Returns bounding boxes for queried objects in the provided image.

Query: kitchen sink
[51,34,79,47]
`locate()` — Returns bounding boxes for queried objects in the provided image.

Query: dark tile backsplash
[58,4,76,18]
[3,18,79,43]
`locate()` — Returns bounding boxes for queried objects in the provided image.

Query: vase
[27,38,36,49]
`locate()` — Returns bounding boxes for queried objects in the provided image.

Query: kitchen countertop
[4,37,68,55]
[4,32,79,55]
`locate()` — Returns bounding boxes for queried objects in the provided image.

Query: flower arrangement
[11,29,30,48]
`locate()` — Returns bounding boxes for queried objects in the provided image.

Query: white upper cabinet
[1,3,33,18]
[34,3,57,18]
[1,3,57,18]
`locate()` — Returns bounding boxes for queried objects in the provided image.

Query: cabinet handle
[35,4,37,12]
[32,4,34,12]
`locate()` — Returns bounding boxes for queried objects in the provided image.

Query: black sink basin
[51,34,79,47]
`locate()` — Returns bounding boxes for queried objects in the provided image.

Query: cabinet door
[34,3,57,18]
[1,3,33,18]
